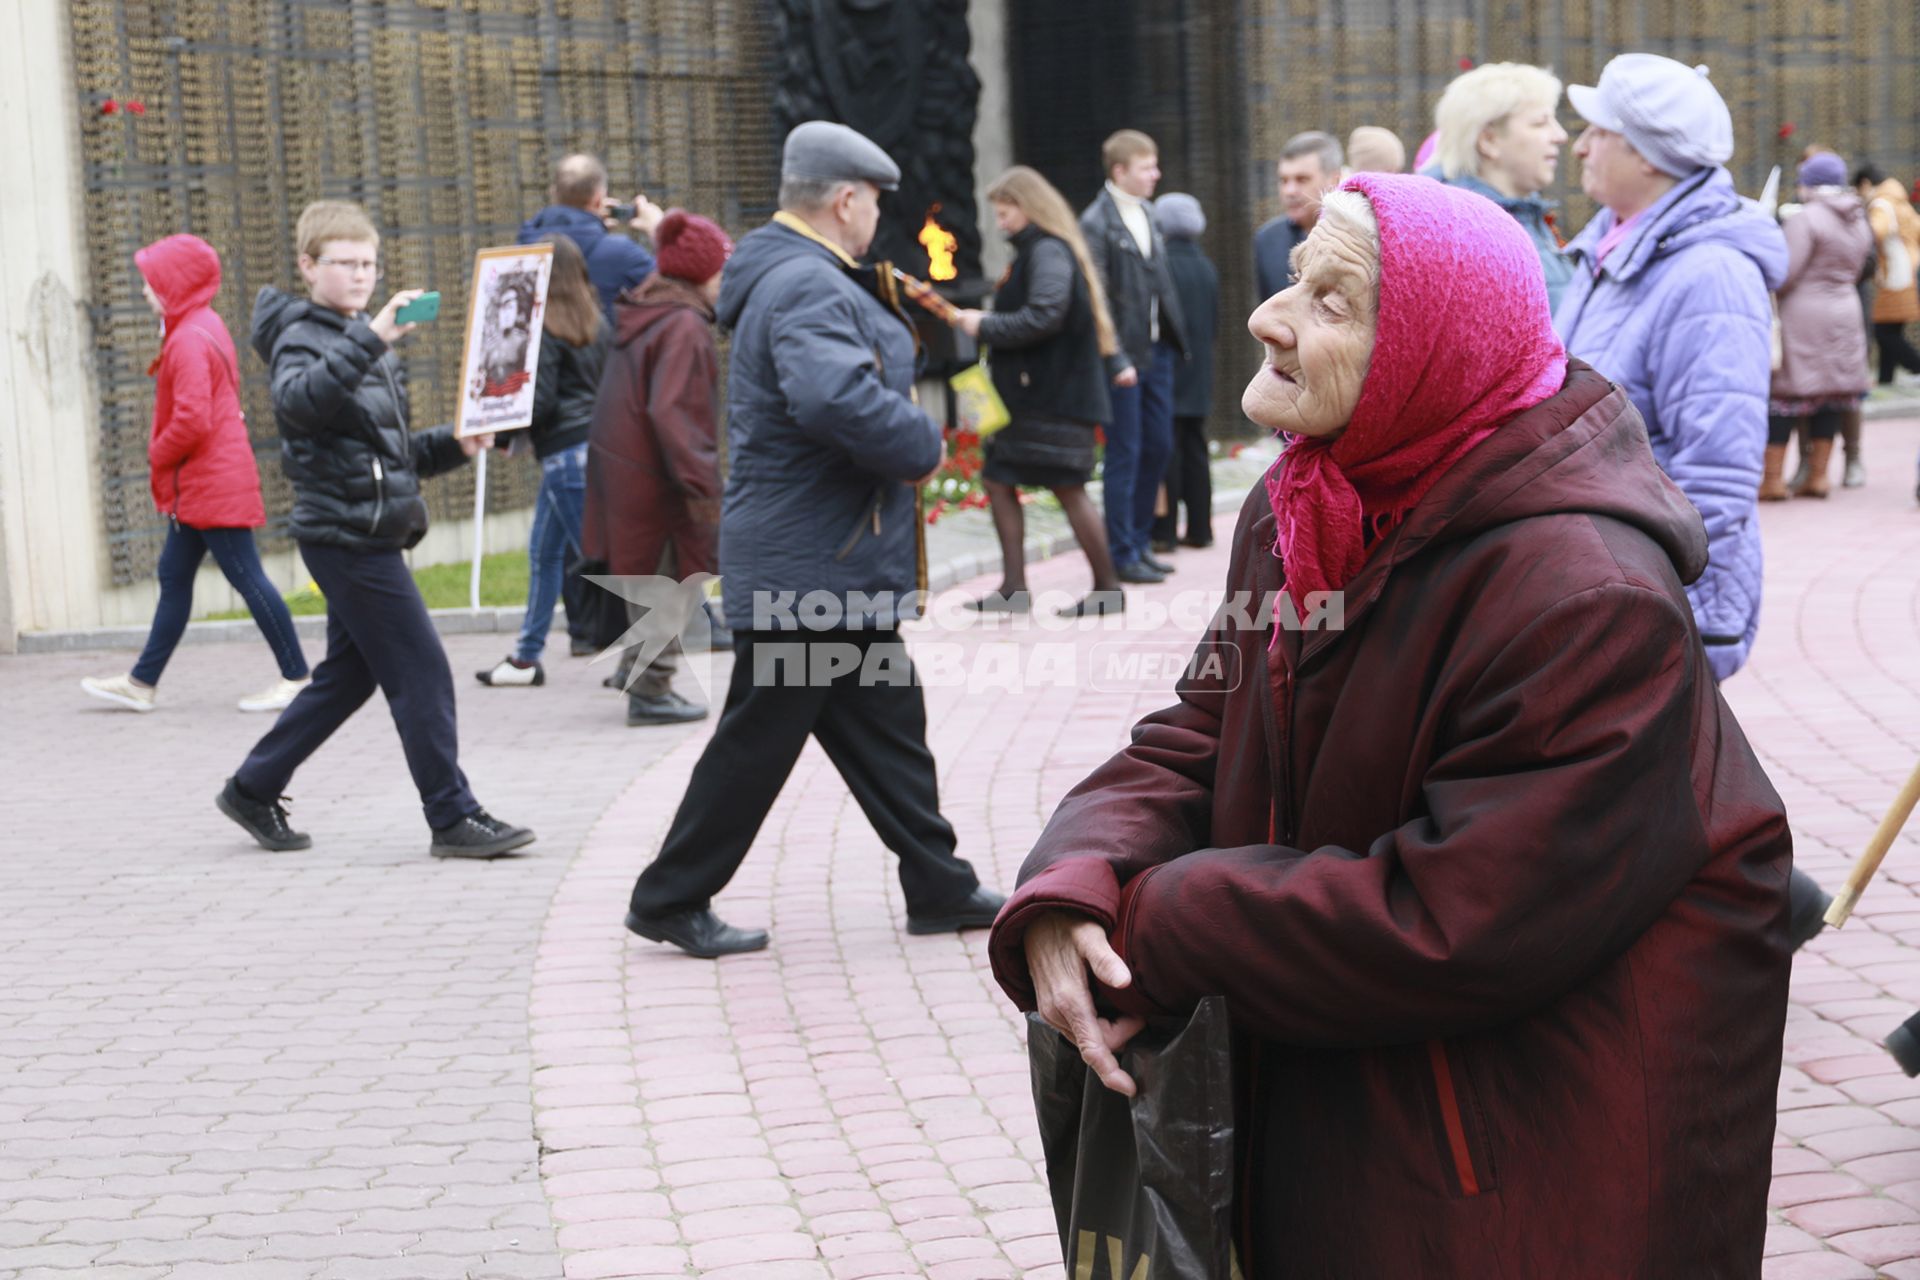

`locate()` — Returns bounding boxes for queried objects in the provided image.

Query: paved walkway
[2,419,1919,1279]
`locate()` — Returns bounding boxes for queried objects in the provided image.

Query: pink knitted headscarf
[1264,173,1567,608]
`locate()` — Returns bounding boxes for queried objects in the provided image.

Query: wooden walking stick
[1824,760,1920,927]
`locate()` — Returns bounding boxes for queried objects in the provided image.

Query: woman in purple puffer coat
[1554,54,1787,684]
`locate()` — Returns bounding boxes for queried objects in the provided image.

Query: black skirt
[981,412,1099,489]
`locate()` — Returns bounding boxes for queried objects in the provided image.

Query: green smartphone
[395,291,441,324]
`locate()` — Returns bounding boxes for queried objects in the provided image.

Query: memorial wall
[68,0,781,585]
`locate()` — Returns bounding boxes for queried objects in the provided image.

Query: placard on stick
[455,243,554,438]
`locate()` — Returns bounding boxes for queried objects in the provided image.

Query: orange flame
[918,205,958,282]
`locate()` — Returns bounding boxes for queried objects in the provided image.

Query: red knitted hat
[655,210,733,284]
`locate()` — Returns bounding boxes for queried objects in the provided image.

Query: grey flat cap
[782,120,901,192]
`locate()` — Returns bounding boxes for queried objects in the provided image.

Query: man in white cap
[623,119,1005,958]
[1554,53,1786,686]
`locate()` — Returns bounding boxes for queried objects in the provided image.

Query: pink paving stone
[1772,1173,1873,1208]
[901,1215,989,1243]
[666,1177,795,1214]
[679,1203,806,1243]
[549,1191,672,1223]
[555,1218,683,1251]
[829,1254,924,1280]
[699,1263,832,1280]
[1777,1146,1837,1176]
[1828,1223,1920,1266]
[1761,1253,1881,1280]
[821,1230,916,1258]
[561,1246,691,1279]
[1786,1195,1920,1236]
[544,1166,663,1197]
[688,1230,823,1270]
[913,1234,1005,1263]
[658,1154,781,1187]
[1767,1222,1828,1256]
[1807,1125,1920,1163]
[1842,1151,1920,1187]
[926,1259,1017,1279]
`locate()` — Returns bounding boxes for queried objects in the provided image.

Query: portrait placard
[454,243,554,437]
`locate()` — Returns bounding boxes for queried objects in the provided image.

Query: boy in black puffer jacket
[216,200,535,860]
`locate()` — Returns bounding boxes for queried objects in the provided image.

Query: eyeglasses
[315,256,382,279]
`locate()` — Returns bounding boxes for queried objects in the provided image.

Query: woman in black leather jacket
[950,166,1127,616]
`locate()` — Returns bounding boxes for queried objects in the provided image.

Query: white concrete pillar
[0,1,105,650]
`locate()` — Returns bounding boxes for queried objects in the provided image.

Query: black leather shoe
[1150,538,1178,555]
[627,691,709,726]
[1889,1012,1920,1077]
[1180,535,1215,549]
[569,636,597,657]
[1140,552,1175,574]
[217,777,312,851]
[626,908,769,958]
[430,809,536,859]
[907,886,1008,935]
[1115,560,1166,585]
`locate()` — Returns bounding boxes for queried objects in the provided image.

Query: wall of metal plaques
[69,0,779,585]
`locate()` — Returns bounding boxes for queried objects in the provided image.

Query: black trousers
[1875,321,1920,383]
[235,541,477,830]
[1151,414,1213,545]
[630,630,979,918]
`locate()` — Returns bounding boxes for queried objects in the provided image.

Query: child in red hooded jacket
[81,234,311,714]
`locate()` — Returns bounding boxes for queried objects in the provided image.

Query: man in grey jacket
[624,122,1004,958]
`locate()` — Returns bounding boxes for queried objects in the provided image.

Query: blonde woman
[1430,61,1573,311]
[951,166,1125,615]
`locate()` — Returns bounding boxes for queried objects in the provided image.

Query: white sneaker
[81,674,156,713]
[475,657,544,687]
[238,676,310,713]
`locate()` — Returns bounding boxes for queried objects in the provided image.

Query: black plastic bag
[1028,996,1240,1279]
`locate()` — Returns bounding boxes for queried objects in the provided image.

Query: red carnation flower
[100,99,118,114]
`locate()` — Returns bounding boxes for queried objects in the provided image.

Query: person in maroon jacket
[989,175,1792,1277]
[581,210,732,726]
[82,234,311,715]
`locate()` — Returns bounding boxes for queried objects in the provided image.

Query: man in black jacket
[215,201,536,860]
[1253,131,1346,302]
[1079,130,1187,584]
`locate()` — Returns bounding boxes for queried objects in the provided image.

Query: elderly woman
[1430,62,1572,310]
[1765,151,1874,499]
[1555,54,1786,683]
[988,174,1790,1276]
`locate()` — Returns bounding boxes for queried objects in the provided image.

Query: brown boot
[1759,443,1790,501]
[1795,437,1835,498]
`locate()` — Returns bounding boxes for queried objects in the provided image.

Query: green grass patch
[203,551,531,620]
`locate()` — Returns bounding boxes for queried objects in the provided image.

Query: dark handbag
[1028,996,1240,1279]
[565,555,628,649]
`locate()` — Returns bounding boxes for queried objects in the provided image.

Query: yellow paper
[949,362,1010,437]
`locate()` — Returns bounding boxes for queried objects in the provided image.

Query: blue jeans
[1103,343,1176,566]
[516,444,588,663]
[132,522,309,687]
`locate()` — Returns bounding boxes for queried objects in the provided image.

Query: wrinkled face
[300,238,380,314]
[1279,155,1339,224]
[1574,125,1659,215]
[1481,103,1568,195]
[839,181,882,258]
[991,199,1030,236]
[1110,153,1161,200]
[1242,217,1379,439]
